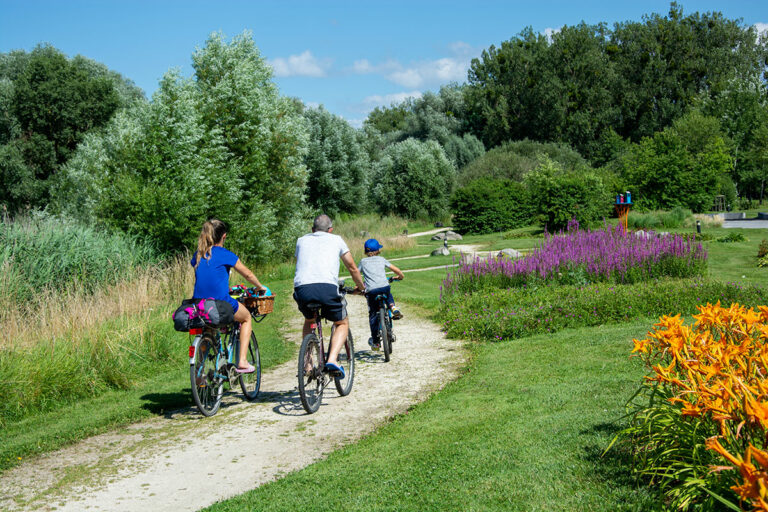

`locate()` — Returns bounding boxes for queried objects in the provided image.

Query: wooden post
[615,203,631,233]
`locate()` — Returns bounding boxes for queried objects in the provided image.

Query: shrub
[371,138,455,219]
[757,239,768,258]
[450,178,533,234]
[438,279,766,342]
[457,139,589,186]
[524,157,610,231]
[716,232,747,243]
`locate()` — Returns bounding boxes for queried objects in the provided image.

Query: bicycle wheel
[190,335,224,416]
[379,308,391,362]
[239,332,261,400]
[298,333,323,414]
[386,312,395,353]
[333,328,355,396]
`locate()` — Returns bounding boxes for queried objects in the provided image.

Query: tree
[56,32,309,262]
[616,112,733,212]
[372,139,455,219]
[0,45,143,211]
[451,178,533,234]
[458,139,589,186]
[524,157,610,231]
[303,106,369,215]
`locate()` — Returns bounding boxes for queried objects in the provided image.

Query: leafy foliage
[55,32,309,262]
[372,138,455,219]
[524,158,610,231]
[451,178,533,234]
[457,139,589,185]
[0,45,143,211]
[616,112,733,212]
[303,106,369,215]
[439,278,766,342]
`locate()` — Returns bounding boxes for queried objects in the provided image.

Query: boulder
[498,248,522,259]
[431,230,463,241]
[431,247,451,256]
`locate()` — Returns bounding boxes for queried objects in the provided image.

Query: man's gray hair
[312,214,333,232]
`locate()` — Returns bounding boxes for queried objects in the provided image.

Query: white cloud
[346,118,365,129]
[755,23,768,38]
[362,91,423,108]
[543,27,561,42]
[351,42,478,88]
[270,51,330,77]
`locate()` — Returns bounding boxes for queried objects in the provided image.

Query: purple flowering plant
[442,219,707,296]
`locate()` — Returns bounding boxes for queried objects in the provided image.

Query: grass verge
[204,321,659,511]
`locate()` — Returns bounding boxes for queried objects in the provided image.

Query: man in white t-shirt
[293,214,365,378]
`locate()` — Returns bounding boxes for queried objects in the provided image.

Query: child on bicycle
[191,219,267,373]
[359,238,404,351]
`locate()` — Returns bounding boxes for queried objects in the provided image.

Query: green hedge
[450,178,533,234]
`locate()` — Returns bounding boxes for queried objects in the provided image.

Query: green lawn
[205,319,659,512]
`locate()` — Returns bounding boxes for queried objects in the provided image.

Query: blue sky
[2,1,767,127]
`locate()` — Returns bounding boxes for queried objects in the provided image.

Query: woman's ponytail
[195,219,227,268]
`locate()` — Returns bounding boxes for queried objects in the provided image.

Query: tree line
[1,3,767,259]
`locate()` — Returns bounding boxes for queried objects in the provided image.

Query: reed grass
[627,206,692,230]
[0,212,160,308]
[333,214,416,260]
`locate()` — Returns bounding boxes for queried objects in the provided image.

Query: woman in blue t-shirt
[191,219,267,373]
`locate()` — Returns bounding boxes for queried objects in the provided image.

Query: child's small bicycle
[297,282,356,414]
[369,276,400,362]
[188,286,272,417]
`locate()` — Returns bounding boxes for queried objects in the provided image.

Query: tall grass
[627,206,692,230]
[0,257,193,424]
[0,213,160,308]
[333,214,416,260]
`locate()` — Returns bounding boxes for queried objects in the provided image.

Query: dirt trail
[0,296,465,512]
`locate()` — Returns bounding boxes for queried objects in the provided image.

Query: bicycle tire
[379,307,391,362]
[386,310,395,353]
[239,332,261,400]
[333,328,355,396]
[190,335,224,416]
[298,333,323,414]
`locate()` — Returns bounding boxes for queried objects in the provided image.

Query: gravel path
[0,295,465,512]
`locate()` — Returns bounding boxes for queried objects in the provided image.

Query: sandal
[235,364,255,374]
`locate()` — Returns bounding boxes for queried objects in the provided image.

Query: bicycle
[188,287,272,417]
[369,276,400,362]
[297,282,356,414]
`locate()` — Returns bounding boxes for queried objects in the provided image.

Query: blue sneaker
[324,362,345,379]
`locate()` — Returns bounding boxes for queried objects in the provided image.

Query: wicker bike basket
[244,295,275,314]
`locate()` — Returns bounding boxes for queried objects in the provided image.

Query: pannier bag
[172,298,235,332]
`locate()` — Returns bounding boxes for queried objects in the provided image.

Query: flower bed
[443,221,706,294]
[621,303,768,511]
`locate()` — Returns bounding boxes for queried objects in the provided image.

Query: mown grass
[205,321,659,512]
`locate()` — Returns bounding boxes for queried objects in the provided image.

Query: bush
[457,139,589,186]
[757,239,768,258]
[716,232,747,243]
[524,157,610,231]
[438,278,766,342]
[450,178,533,234]
[371,138,455,219]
